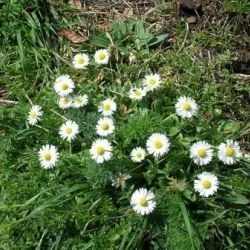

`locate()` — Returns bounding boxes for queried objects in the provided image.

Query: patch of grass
[0,1,250,249]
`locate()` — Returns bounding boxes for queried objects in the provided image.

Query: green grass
[0,0,249,249]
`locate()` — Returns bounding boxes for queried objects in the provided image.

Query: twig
[0,99,18,105]
[177,21,189,54]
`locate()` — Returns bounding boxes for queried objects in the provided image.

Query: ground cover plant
[0,0,250,249]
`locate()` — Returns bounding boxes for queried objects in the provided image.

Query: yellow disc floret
[202,180,211,189]
[138,197,148,207]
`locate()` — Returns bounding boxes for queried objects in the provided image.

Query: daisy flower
[94,49,110,65]
[96,117,115,137]
[90,138,112,163]
[72,95,88,108]
[175,96,198,118]
[38,145,59,169]
[128,88,147,101]
[143,73,161,91]
[98,98,117,116]
[27,105,43,125]
[190,141,213,166]
[146,133,170,158]
[194,172,219,197]
[58,97,73,109]
[129,52,136,64]
[54,75,75,97]
[73,53,89,69]
[130,188,156,215]
[217,140,242,165]
[111,173,131,188]
[131,147,146,162]
[59,120,79,142]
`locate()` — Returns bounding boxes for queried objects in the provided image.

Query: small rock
[187,16,198,24]
[179,0,202,9]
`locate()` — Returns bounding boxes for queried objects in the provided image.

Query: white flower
[38,145,59,169]
[190,141,213,166]
[143,73,161,91]
[96,117,115,137]
[94,49,110,65]
[54,75,75,97]
[73,53,89,69]
[58,97,73,109]
[175,96,198,118]
[217,140,242,165]
[129,52,136,64]
[90,138,112,163]
[194,172,219,197]
[98,98,117,116]
[59,120,79,142]
[131,147,146,162]
[128,88,147,101]
[27,105,43,125]
[146,133,170,158]
[111,173,131,188]
[72,95,88,108]
[130,188,156,215]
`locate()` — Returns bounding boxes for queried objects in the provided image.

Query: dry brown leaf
[96,23,112,32]
[119,104,134,116]
[68,0,81,9]
[117,8,134,20]
[58,29,87,43]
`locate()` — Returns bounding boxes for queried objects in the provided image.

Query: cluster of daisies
[26,49,245,216]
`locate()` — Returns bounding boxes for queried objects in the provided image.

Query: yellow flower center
[76,98,83,104]
[63,98,69,104]
[154,140,163,149]
[65,127,72,134]
[136,152,142,159]
[183,102,191,111]
[134,90,142,97]
[98,52,106,60]
[44,152,52,161]
[138,197,148,207]
[77,57,85,64]
[103,103,111,111]
[61,82,69,90]
[198,148,207,158]
[226,147,235,157]
[148,78,156,85]
[30,111,37,119]
[101,123,109,130]
[97,146,105,155]
[202,180,211,189]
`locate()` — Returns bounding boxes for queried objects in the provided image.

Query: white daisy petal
[90,138,113,163]
[59,120,79,142]
[94,49,110,65]
[146,133,170,158]
[27,105,43,125]
[190,141,213,166]
[143,73,161,91]
[54,75,75,97]
[218,140,242,165]
[194,172,219,197]
[96,117,115,137]
[131,147,146,162]
[98,98,117,116]
[175,96,198,118]
[73,53,89,69]
[38,144,59,169]
[131,188,156,215]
